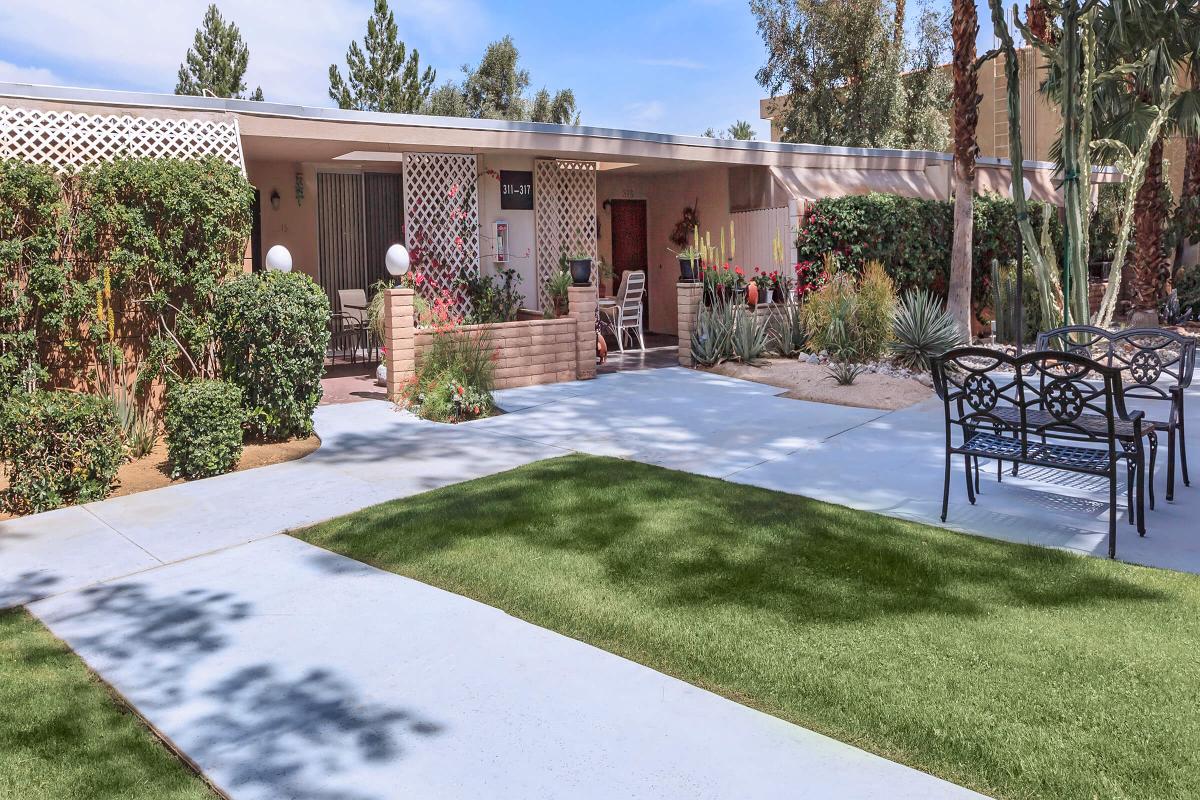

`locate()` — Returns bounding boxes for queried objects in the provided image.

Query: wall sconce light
[269,189,281,211]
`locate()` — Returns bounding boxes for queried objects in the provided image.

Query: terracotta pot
[597,332,608,364]
[746,282,759,307]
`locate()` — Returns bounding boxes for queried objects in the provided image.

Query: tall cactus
[988,0,1062,331]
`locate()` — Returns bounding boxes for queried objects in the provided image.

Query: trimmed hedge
[795,192,1064,314]
[214,271,330,440]
[165,380,244,479]
[0,390,124,514]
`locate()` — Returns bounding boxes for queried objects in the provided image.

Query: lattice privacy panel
[535,159,597,309]
[402,152,480,317]
[0,106,245,173]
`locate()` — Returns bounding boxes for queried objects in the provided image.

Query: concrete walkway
[5,364,1196,798]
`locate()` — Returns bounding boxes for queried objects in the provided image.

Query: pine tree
[175,4,263,100]
[328,0,435,113]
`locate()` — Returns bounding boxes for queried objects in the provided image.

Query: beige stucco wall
[477,154,539,311]
[598,166,732,335]
[246,159,319,282]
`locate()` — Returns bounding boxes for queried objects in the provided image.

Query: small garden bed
[0,434,319,521]
[705,357,932,410]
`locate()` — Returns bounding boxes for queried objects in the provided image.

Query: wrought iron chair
[1037,326,1195,501]
[328,312,361,365]
[932,347,1147,557]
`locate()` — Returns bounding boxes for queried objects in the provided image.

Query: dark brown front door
[610,200,647,316]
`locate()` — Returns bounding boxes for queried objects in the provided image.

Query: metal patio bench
[931,347,1149,558]
[1036,326,1195,501]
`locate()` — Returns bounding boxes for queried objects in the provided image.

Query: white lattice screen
[0,106,245,173]
[402,152,480,317]
[535,159,597,309]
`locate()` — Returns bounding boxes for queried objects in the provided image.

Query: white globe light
[265,245,293,272]
[1010,177,1033,199]
[385,243,410,277]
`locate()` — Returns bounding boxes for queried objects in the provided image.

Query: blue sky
[0,0,977,139]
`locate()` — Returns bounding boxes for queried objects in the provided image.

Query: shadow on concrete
[43,580,443,800]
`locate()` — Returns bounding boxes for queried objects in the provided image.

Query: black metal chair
[328,312,361,364]
[1037,326,1195,501]
[931,347,1146,558]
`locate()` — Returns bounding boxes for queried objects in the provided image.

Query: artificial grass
[0,609,217,800]
[296,454,1200,800]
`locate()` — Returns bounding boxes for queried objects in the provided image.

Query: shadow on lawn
[337,455,1166,624]
[42,581,443,800]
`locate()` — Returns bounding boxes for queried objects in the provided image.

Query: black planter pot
[678,256,700,282]
[569,258,593,286]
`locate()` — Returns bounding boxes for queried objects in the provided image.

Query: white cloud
[0,0,486,106]
[637,58,705,70]
[624,100,665,128]
[0,60,62,85]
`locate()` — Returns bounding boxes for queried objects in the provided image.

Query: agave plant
[823,308,867,385]
[690,298,735,366]
[730,308,770,365]
[768,298,806,357]
[891,289,965,372]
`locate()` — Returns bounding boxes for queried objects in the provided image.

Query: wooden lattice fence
[0,106,245,173]
[402,152,480,317]
[535,159,597,309]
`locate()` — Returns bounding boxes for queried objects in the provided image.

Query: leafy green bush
[0,390,123,514]
[457,266,524,324]
[76,157,254,385]
[0,160,75,397]
[892,289,965,372]
[214,270,330,440]
[795,192,1062,315]
[165,380,244,479]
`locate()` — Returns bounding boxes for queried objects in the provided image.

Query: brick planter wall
[676,282,703,366]
[384,284,597,399]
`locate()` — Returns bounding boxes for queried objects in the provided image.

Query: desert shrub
[165,379,244,479]
[856,260,897,361]
[892,289,965,372]
[824,295,868,385]
[0,390,123,514]
[214,270,330,440]
[804,271,859,354]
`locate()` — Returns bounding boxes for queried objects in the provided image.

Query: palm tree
[1090,0,1200,318]
[948,0,980,338]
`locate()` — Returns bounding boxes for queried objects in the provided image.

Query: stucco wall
[598,166,732,334]
[477,154,539,311]
[246,160,319,282]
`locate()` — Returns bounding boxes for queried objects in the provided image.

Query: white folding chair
[600,270,646,352]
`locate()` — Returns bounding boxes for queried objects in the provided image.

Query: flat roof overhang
[0,82,1121,182]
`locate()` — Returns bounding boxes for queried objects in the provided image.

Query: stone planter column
[383,287,416,402]
[676,282,703,366]
[567,284,597,380]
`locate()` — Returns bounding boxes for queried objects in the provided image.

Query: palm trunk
[1131,138,1167,312]
[949,0,980,340]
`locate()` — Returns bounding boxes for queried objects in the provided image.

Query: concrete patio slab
[30,534,988,800]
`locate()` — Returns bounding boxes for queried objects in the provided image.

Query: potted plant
[545,267,572,316]
[675,246,702,282]
[752,269,774,305]
[565,246,593,286]
[705,263,737,303]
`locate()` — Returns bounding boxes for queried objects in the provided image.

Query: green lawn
[0,609,217,800]
[297,454,1200,800]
